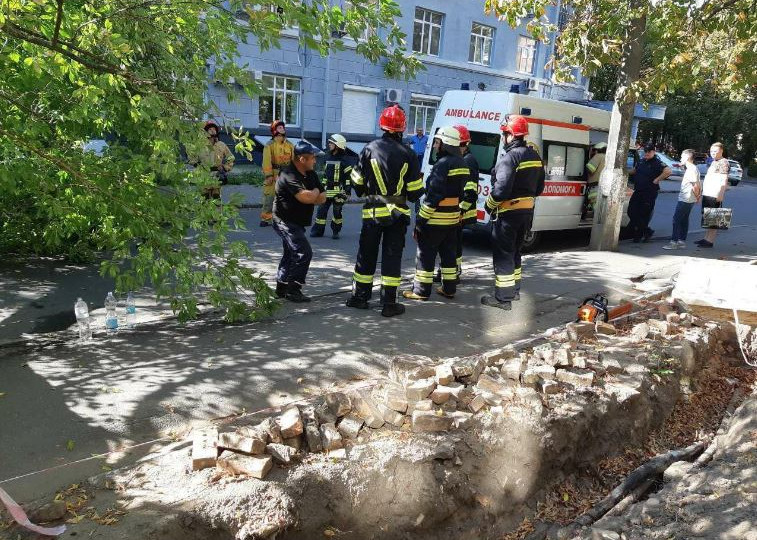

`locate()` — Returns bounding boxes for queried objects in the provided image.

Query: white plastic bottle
[74,298,92,341]
[125,292,136,329]
[104,292,118,334]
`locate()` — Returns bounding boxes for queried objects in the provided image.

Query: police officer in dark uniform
[481,115,545,310]
[310,134,356,239]
[272,141,326,303]
[346,105,424,317]
[403,126,471,301]
[627,143,671,242]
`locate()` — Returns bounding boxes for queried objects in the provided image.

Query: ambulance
[422,90,628,250]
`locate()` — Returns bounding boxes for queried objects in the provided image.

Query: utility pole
[589,1,646,251]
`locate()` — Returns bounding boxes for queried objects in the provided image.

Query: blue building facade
[208,1,590,152]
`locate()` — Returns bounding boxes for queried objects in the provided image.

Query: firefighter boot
[480,295,512,311]
[285,282,311,303]
[381,303,405,318]
[346,296,370,309]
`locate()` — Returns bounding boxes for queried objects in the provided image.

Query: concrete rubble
[81,295,750,540]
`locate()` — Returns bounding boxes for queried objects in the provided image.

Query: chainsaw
[577,294,633,323]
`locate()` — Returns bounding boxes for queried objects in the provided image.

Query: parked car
[727,159,742,186]
[656,151,684,180]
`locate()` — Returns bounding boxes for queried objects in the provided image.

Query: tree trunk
[590,1,647,251]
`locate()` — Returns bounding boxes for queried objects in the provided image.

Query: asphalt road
[1,181,755,502]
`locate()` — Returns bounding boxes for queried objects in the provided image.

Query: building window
[469,23,494,66]
[259,75,301,127]
[409,98,438,134]
[413,8,443,56]
[516,35,537,74]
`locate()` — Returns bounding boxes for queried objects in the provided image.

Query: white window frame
[409,97,440,134]
[469,22,494,66]
[516,35,537,74]
[258,74,301,127]
[413,7,443,57]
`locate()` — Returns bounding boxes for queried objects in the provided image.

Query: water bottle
[74,298,92,342]
[125,292,136,329]
[104,292,118,334]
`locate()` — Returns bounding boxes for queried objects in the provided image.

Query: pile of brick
[190,298,703,482]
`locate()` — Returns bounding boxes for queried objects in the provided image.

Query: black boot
[310,226,324,238]
[381,303,405,317]
[346,296,370,309]
[285,283,311,303]
[275,281,288,299]
[513,291,521,301]
[480,295,512,311]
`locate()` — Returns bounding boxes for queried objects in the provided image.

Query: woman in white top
[663,149,701,249]
[696,142,730,248]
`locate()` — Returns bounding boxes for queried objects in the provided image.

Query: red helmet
[453,124,471,144]
[378,105,407,133]
[500,115,529,137]
[270,120,285,136]
[203,120,219,132]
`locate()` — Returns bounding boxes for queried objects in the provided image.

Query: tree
[485,0,756,250]
[0,1,421,321]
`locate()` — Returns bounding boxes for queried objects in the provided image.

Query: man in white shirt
[663,149,701,250]
[696,142,730,248]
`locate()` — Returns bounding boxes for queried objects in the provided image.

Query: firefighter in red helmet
[261,120,294,227]
[481,115,545,310]
[345,104,424,317]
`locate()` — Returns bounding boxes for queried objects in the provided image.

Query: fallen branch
[570,439,709,528]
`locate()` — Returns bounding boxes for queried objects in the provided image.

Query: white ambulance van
[422,90,628,250]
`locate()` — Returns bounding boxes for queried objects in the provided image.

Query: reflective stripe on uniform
[396,162,408,195]
[370,158,388,195]
[332,218,343,224]
[415,269,434,284]
[361,205,410,219]
[464,181,478,192]
[351,168,364,185]
[381,276,401,287]
[427,215,460,226]
[353,272,374,284]
[441,267,457,279]
[460,201,472,210]
[586,162,597,173]
[418,204,435,220]
[407,177,423,191]
[516,160,543,171]
[315,218,327,225]
[463,208,478,220]
[485,195,500,210]
[514,267,522,280]
[448,168,469,176]
[456,256,463,266]
[495,274,516,288]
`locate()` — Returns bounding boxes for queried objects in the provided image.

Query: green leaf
[66,439,75,451]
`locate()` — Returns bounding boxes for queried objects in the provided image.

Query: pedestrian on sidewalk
[346,105,424,317]
[409,127,428,169]
[627,143,671,243]
[310,134,356,240]
[261,120,294,227]
[272,141,326,302]
[481,115,545,311]
[663,149,701,250]
[696,142,730,248]
[403,126,470,301]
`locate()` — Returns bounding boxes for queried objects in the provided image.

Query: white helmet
[434,126,462,147]
[328,133,347,150]
[593,142,608,150]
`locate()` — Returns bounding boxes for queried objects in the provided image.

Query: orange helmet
[453,124,471,144]
[500,115,529,137]
[270,120,285,136]
[378,105,407,133]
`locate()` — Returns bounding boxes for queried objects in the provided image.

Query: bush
[227,166,266,186]
[747,163,757,178]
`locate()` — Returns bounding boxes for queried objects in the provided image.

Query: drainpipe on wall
[321,50,331,150]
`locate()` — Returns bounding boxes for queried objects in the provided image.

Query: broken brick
[337,415,363,439]
[319,423,343,451]
[475,373,514,396]
[260,417,283,444]
[405,377,436,401]
[522,365,556,385]
[283,436,302,451]
[435,364,455,385]
[349,389,385,429]
[482,347,517,367]
[218,432,266,455]
[556,368,595,387]
[595,321,617,335]
[468,394,486,413]
[411,410,454,432]
[501,356,527,380]
[451,356,486,382]
[325,392,352,417]
[648,319,671,336]
[191,428,218,471]
[383,385,409,413]
[278,406,304,439]
[217,452,272,480]
[566,321,595,342]
[430,386,452,404]
[266,443,296,464]
[631,322,650,341]
[377,403,405,427]
[304,424,322,453]
[414,399,433,411]
[388,355,436,387]
[537,379,560,395]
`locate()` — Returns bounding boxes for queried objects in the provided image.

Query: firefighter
[584,141,607,218]
[199,120,234,200]
[310,134,356,239]
[346,104,424,317]
[403,126,470,301]
[481,115,545,310]
[271,141,326,302]
[454,124,479,279]
[261,120,294,227]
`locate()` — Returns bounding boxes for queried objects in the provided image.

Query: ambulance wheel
[520,229,540,252]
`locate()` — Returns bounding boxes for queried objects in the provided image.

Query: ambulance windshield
[428,130,501,173]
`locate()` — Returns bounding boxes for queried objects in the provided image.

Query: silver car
[727,159,742,186]
[656,152,684,180]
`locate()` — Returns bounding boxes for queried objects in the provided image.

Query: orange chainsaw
[577,294,633,323]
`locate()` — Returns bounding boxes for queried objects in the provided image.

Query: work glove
[334,192,348,204]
